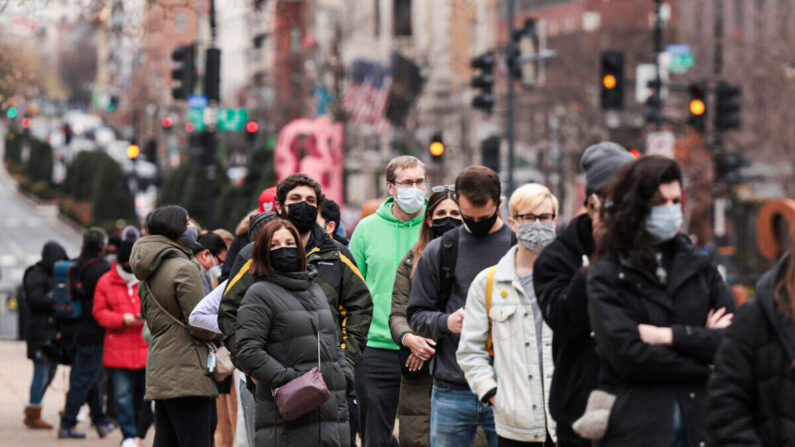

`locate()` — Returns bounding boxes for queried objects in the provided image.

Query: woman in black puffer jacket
[235,219,352,447]
[707,247,795,446]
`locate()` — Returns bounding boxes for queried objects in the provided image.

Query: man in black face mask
[406,166,516,446]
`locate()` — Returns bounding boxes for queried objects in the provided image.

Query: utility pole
[506,0,517,196]
[710,0,724,248]
[652,0,664,130]
[204,0,220,228]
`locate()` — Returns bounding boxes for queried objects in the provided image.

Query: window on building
[393,0,412,37]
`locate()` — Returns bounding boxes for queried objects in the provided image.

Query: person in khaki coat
[130,205,220,447]
[457,184,559,447]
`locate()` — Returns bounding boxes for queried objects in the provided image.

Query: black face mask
[286,202,318,234]
[270,247,301,273]
[463,211,498,237]
[431,216,462,238]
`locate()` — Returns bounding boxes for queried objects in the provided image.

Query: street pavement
[0,341,154,446]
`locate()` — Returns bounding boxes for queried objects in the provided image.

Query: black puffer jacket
[60,251,110,346]
[587,235,736,447]
[533,213,597,447]
[235,268,352,447]
[707,256,795,446]
[22,241,67,360]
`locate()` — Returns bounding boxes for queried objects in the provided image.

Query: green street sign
[217,108,248,132]
[669,54,695,74]
[188,108,206,131]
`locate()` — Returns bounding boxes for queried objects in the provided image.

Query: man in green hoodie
[349,155,427,447]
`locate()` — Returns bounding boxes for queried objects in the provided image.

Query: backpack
[51,258,99,319]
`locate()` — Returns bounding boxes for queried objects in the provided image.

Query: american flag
[342,59,392,135]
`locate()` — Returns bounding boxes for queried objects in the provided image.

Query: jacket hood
[41,241,67,274]
[375,197,426,226]
[129,235,192,281]
[557,213,595,258]
[756,255,795,364]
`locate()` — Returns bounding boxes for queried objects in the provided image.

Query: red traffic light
[245,121,259,133]
[162,117,173,129]
[21,117,31,129]
[185,122,195,133]
[629,148,641,159]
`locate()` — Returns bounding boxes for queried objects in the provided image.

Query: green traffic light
[6,107,18,119]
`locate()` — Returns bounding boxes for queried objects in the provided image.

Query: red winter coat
[92,262,148,369]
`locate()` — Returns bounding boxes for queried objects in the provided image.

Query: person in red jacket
[93,239,153,447]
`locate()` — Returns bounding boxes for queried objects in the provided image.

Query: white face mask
[395,187,425,214]
[645,204,683,242]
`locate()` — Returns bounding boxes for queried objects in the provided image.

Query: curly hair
[596,156,683,272]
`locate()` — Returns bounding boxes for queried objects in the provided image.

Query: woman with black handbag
[235,219,352,446]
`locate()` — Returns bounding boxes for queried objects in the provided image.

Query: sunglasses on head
[431,185,455,193]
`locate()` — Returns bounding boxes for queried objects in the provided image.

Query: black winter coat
[707,256,795,446]
[22,241,67,360]
[587,235,736,447]
[235,269,352,447]
[533,213,597,447]
[60,252,110,346]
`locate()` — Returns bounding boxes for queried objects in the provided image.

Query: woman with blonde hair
[458,183,559,446]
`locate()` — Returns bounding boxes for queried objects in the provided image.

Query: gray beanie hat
[580,142,634,196]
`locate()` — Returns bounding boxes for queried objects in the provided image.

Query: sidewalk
[0,341,153,446]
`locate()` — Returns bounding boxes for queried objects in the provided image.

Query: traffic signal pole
[204,0,219,228]
[710,0,724,247]
[507,0,516,196]
[652,0,664,130]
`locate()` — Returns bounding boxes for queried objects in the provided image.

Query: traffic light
[471,52,495,113]
[106,95,118,112]
[687,81,708,132]
[429,133,445,162]
[161,116,173,130]
[6,106,18,119]
[481,135,500,172]
[245,120,258,145]
[715,82,741,131]
[718,152,751,185]
[205,48,221,102]
[127,144,141,160]
[600,51,624,110]
[171,45,196,100]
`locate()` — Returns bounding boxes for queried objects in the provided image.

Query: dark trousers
[498,434,555,447]
[60,344,108,429]
[347,389,360,447]
[108,368,154,439]
[153,396,217,447]
[354,347,401,447]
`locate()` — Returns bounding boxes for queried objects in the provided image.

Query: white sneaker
[121,438,137,447]
[77,405,88,422]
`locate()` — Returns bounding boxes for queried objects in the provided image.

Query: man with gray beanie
[532,142,633,447]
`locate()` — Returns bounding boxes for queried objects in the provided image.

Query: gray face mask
[645,204,683,242]
[517,222,557,253]
[178,225,198,246]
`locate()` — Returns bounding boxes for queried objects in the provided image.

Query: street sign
[217,108,248,132]
[188,108,206,131]
[665,44,695,74]
[646,131,675,159]
[188,94,208,109]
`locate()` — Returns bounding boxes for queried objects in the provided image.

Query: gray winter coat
[235,269,352,447]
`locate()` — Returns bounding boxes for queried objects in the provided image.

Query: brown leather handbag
[272,321,330,422]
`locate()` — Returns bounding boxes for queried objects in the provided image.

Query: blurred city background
[0,0,794,341]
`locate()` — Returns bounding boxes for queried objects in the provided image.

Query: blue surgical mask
[645,204,682,242]
[179,225,198,246]
[395,187,425,214]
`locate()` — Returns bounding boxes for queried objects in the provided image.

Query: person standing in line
[349,155,428,447]
[707,225,795,446]
[130,205,220,447]
[194,233,228,293]
[389,186,461,447]
[235,219,352,446]
[22,241,67,429]
[59,227,114,439]
[532,142,634,447]
[458,184,560,447]
[407,166,516,447]
[587,156,736,447]
[318,199,350,246]
[93,238,154,447]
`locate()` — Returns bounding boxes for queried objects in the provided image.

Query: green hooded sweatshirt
[349,196,424,350]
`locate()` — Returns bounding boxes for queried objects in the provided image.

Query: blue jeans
[29,359,57,405]
[430,384,498,447]
[108,368,148,439]
[60,344,109,429]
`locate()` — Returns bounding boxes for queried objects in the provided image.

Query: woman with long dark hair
[707,224,795,446]
[586,156,736,447]
[235,219,352,446]
[389,186,462,447]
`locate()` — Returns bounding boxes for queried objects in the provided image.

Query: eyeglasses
[431,184,455,193]
[392,178,427,188]
[514,213,556,223]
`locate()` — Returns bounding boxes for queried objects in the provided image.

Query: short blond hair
[385,155,425,183]
[509,183,559,217]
